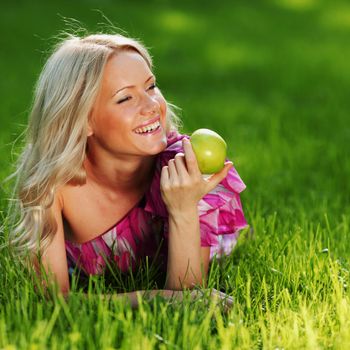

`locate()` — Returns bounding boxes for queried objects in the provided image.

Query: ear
[87,111,94,137]
[87,123,94,137]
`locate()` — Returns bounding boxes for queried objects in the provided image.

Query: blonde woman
[6,32,248,308]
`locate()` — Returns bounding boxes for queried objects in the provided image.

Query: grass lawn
[1,0,350,348]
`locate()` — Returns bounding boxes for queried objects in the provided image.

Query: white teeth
[134,120,160,134]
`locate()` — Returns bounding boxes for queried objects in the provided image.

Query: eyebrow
[112,75,155,97]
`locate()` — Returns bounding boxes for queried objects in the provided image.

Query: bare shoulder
[56,181,94,220]
[56,181,85,207]
[57,179,143,244]
[56,180,113,242]
[55,185,65,210]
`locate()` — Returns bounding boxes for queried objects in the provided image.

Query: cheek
[157,96,168,125]
[105,107,133,130]
[161,101,167,120]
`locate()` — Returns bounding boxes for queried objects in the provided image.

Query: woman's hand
[160,137,233,215]
[106,288,234,314]
[190,288,234,314]
[159,288,234,314]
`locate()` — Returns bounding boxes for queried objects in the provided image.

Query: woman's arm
[67,288,233,312]
[166,207,208,289]
[34,191,70,296]
[160,138,232,290]
[68,289,185,308]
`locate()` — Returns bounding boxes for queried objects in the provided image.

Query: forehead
[102,50,153,90]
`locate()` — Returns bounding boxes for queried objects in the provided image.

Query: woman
[7,32,248,308]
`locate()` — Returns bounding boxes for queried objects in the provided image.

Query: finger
[221,298,234,314]
[220,293,234,313]
[217,290,234,304]
[160,165,169,187]
[210,289,234,312]
[161,165,169,180]
[174,152,190,179]
[206,161,233,192]
[167,158,178,179]
[182,138,201,175]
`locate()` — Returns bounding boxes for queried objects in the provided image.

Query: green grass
[1,0,350,349]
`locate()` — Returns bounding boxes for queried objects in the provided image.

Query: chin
[148,137,167,155]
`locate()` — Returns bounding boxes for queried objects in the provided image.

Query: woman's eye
[117,84,156,104]
[117,96,131,104]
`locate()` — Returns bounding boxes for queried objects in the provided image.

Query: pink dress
[65,132,248,279]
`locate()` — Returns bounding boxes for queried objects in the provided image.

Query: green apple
[190,128,227,174]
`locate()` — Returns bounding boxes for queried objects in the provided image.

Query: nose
[140,94,158,116]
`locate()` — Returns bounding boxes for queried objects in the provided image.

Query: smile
[133,119,161,134]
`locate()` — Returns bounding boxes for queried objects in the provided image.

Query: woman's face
[88,50,168,158]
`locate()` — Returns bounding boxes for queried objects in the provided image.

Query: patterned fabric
[65,131,248,277]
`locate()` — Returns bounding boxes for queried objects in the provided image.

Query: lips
[133,116,160,130]
[133,116,162,134]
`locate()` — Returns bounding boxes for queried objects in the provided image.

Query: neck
[83,150,156,195]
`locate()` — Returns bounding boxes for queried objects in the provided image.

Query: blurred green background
[1,0,349,244]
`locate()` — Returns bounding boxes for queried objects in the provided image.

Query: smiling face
[87,50,168,159]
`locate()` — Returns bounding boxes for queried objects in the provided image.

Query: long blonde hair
[5,32,181,259]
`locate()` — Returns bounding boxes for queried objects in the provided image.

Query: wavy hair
[4,32,182,260]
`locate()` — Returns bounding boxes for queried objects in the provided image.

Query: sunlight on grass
[320,5,350,30]
[273,0,318,11]
[158,10,203,33]
[1,211,349,349]
[204,42,268,70]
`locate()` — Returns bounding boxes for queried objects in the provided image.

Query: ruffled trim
[144,131,248,248]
